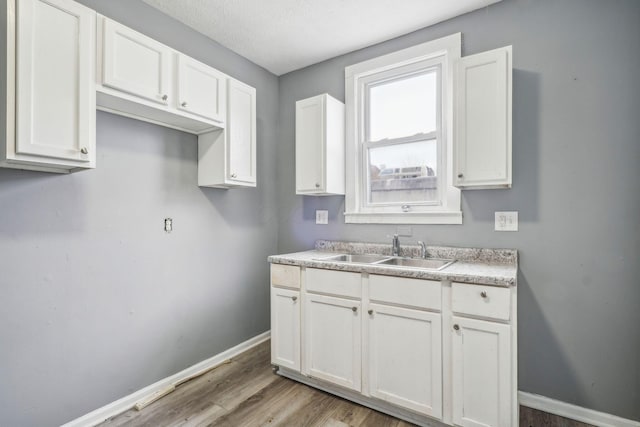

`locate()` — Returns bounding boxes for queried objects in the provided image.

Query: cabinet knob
[315,183,320,188]
[368,309,373,315]
[162,94,168,101]
[80,147,88,155]
[352,307,357,313]
[480,291,487,298]
[457,173,464,178]
[231,173,237,178]
[291,296,297,302]
[181,101,188,107]
[453,324,460,331]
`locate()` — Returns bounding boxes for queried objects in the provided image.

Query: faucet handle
[417,241,427,259]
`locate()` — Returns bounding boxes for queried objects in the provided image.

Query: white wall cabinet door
[226,78,256,186]
[14,0,95,167]
[368,303,442,419]
[197,78,256,188]
[270,287,300,371]
[303,293,361,391]
[295,94,345,195]
[454,46,512,189]
[452,316,512,427]
[176,55,226,123]
[102,18,171,105]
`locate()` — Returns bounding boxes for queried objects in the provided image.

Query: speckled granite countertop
[268,240,518,287]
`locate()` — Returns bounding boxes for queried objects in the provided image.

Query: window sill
[344,211,462,225]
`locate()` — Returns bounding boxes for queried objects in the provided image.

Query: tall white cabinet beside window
[295,94,345,195]
[454,46,512,189]
[198,78,257,188]
[1,0,96,173]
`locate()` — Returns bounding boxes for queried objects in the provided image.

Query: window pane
[368,140,438,205]
[368,70,437,141]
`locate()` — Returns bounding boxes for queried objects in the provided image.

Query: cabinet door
[304,293,361,391]
[15,0,95,164]
[452,316,511,427]
[102,18,171,105]
[368,304,442,419]
[227,79,256,186]
[454,46,512,189]
[176,55,226,123]
[270,287,300,371]
[295,95,325,193]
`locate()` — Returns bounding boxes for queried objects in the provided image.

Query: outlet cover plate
[495,211,518,231]
[316,210,328,225]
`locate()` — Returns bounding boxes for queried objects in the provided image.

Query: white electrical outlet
[316,210,329,225]
[164,218,173,233]
[495,211,518,231]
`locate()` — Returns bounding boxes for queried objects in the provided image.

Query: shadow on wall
[463,69,540,224]
[518,270,591,407]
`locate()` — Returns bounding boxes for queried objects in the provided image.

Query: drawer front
[306,268,361,299]
[452,282,511,321]
[270,264,300,289]
[369,275,441,311]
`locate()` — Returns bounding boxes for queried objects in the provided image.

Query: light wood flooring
[100,340,594,427]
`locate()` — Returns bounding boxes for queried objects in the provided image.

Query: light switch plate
[495,211,518,231]
[316,210,329,225]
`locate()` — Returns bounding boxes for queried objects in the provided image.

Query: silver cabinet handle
[291,296,297,302]
[480,291,487,298]
[80,147,88,155]
[231,173,237,178]
[368,309,373,315]
[352,307,357,313]
[453,324,460,331]
[457,173,464,178]
[181,101,188,107]
[315,183,320,188]
[162,94,168,101]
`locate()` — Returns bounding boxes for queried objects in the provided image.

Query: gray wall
[277,0,640,421]
[0,1,279,426]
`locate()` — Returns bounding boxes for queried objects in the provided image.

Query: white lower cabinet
[303,293,361,391]
[270,286,300,371]
[270,264,517,427]
[368,303,442,419]
[452,316,512,427]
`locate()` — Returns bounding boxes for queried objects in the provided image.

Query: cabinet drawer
[270,264,300,289]
[452,282,511,321]
[369,275,441,311]
[306,268,361,299]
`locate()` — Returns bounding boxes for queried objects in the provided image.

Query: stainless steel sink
[377,257,455,270]
[315,253,392,264]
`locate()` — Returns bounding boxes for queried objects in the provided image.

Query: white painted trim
[61,331,271,427]
[519,391,640,427]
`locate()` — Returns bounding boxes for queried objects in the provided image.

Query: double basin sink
[314,253,455,271]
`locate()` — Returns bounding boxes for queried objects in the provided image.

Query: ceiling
[141,0,502,76]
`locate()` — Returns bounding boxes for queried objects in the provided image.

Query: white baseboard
[519,391,640,427]
[61,331,271,427]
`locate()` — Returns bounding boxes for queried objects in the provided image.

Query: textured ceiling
[141,0,502,76]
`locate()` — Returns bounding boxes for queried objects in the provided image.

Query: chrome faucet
[392,234,400,256]
[418,241,427,259]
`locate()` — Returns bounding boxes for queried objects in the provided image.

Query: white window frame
[344,33,462,224]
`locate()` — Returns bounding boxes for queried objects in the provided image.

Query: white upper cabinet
[96,16,228,135]
[198,78,256,188]
[295,94,345,195]
[102,18,171,105]
[1,0,96,173]
[176,55,226,123]
[454,46,512,189]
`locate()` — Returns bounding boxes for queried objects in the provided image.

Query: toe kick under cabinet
[269,264,518,427]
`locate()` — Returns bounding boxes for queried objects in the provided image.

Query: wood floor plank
[100,340,595,427]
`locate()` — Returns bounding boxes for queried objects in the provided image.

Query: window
[344,34,462,224]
